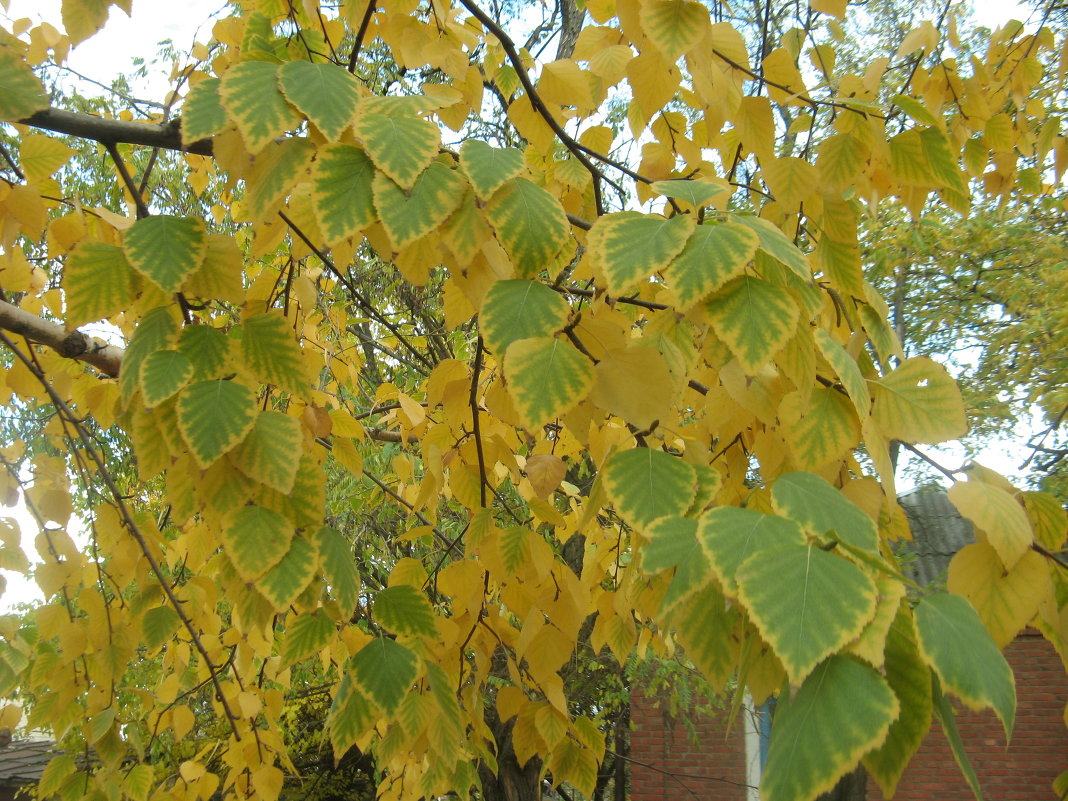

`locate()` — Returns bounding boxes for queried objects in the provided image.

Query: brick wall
[629,632,1067,801]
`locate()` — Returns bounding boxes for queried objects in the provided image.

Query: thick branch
[20,108,213,156]
[0,300,123,376]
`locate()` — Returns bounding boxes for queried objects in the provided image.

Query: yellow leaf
[589,346,676,430]
[525,454,566,498]
[19,134,76,183]
[810,0,847,19]
[947,480,1033,570]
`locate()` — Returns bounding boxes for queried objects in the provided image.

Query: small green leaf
[374,585,437,637]
[480,279,570,356]
[141,606,181,651]
[279,60,361,140]
[328,674,377,758]
[589,212,694,296]
[372,163,465,250]
[932,674,985,801]
[315,526,360,615]
[181,78,227,145]
[486,177,570,278]
[0,47,49,121]
[459,140,524,199]
[914,594,1015,739]
[63,241,136,326]
[697,506,806,595]
[650,179,726,208]
[258,536,318,610]
[733,214,810,279]
[231,410,303,494]
[663,220,758,309]
[644,516,712,612]
[140,350,194,407]
[120,307,180,403]
[762,656,898,801]
[772,471,878,552]
[312,144,377,244]
[355,111,439,188]
[236,312,308,396]
[503,336,593,429]
[222,505,294,583]
[123,215,207,295]
[602,448,696,531]
[705,275,799,374]
[220,61,299,153]
[282,609,337,667]
[350,638,418,713]
[176,379,258,468]
[737,544,878,684]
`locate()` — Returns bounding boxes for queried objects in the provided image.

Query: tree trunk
[816,765,867,801]
[478,719,542,801]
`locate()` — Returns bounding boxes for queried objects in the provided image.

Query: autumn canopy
[0,0,1065,800]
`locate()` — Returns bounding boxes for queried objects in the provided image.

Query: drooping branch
[20,108,213,156]
[0,299,123,376]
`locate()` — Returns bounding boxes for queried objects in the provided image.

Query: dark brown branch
[21,108,213,156]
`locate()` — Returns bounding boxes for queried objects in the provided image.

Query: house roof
[897,486,976,587]
[0,738,55,786]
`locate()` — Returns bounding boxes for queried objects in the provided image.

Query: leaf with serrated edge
[123,215,207,294]
[328,674,376,758]
[947,480,1032,570]
[282,610,336,667]
[737,544,877,684]
[120,307,180,402]
[350,638,418,713]
[372,163,465,250]
[64,241,136,326]
[140,350,193,407]
[258,536,318,610]
[237,312,307,396]
[640,0,710,59]
[644,517,712,613]
[651,179,726,208]
[706,276,798,374]
[356,112,439,188]
[733,214,810,279]
[663,221,757,309]
[179,325,231,381]
[315,526,360,615]
[279,60,361,141]
[230,410,302,494]
[219,61,299,154]
[697,506,806,596]
[460,139,524,199]
[486,177,570,278]
[481,279,570,356]
[181,78,227,145]
[762,656,898,801]
[870,356,967,443]
[374,585,437,637]
[914,593,1015,739]
[246,138,314,221]
[503,336,593,430]
[590,212,694,296]
[603,448,696,531]
[176,379,258,468]
[779,388,861,470]
[772,471,878,552]
[141,606,180,651]
[312,144,377,244]
[222,505,293,583]
[0,48,49,121]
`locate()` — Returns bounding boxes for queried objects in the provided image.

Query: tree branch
[0,300,123,376]
[20,108,213,156]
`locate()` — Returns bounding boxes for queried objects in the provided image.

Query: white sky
[0,0,1048,610]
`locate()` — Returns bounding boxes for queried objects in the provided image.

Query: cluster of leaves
[0,1,1064,801]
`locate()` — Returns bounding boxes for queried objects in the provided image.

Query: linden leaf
[639,0,710,60]
[771,471,878,552]
[119,307,180,403]
[870,357,967,444]
[141,606,181,652]
[123,215,207,295]
[602,448,696,531]
[236,312,308,396]
[778,388,861,471]
[733,215,810,279]
[279,60,361,141]
[947,480,1033,570]
[374,585,437,637]
[589,212,694,296]
[176,380,258,468]
[312,144,377,244]
[281,609,336,667]
[589,345,676,430]
[258,536,318,610]
[663,220,758,310]
[140,350,194,407]
[355,111,439,189]
[350,638,418,713]
[315,526,360,615]
[0,47,49,121]
[460,139,524,199]
[222,505,294,583]
[503,337,593,430]
[63,241,136,326]
[181,78,227,145]
[697,506,806,596]
[19,134,76,183]
[372,163,465,250]
[219,61,299,154]
[245,138,314,222]
[480,279,571,356]
[230,410,303,494]
[486,177,570,278]
[705,276,799,374]
[328,674,377,758]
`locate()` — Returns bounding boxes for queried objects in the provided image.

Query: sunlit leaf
[222,505,294,583]
[697,506,806,596]
[176,379,258,468]
[355,111,439,189]
[870,356,967,444]
[480,279,570,356]
[64,241,136,326]
[123,215,207,295]
[705,276,798,374]
[503,336,593,429]
[603,448,696,531]
[0,47,49,120]
[589,212,694,296]
[220,61,299,153]
[486,177,570,278]
[460,140,524,199]
[663,221,758,310]
[279,60,361,140]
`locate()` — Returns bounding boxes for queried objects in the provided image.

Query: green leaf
[258,536,318,610]
[38,755,77,799]
[355,111,439,189]
[374,585,437,637]
[460,140,524,199]
[328,674,377,758]
[643,516,711,612]
[814,329,871,417]
[914,594,1015,739]
[123,215,207,295]
[184,234,244,304]
[372,163,465,250]
[181,78,227,144]
[486,177,570,278]
[480,279,570,356]
[947,480,1033,570]
[315,526,360,615]
[779,387,860,470]
[733,214,810,279]
[122,764,155,801]
[246,138,314,221]
[176,379,258,468]
[237,312,308,396]
[870,356,967,443]
[139,350,194,407]
[0,47,49,121]
[932,674,985,801]
[282,609,336,667]
[639,0,709,59]
[771,471,878,552]
[312,144,377,244]
[650,179,726,208]
[705,275,799,374]
[219,61,299,153]
[141,606,181,651]
[63,241,136,326]
[761,656,898,801]
[230,410,302,494]
[697,506,806,595]
[503,336,593,429]
[666,583,736,688]
[351,638,419,713]
[892,94,938,126]
[863,607,933,798]
[737,544,877,684]
[178,325,232,381]
[663,221,758,309]
[589,212,694,296]
[279,60,361,141]
[221,505,294,583]
[602,448,696,531]
[120,307,180,403]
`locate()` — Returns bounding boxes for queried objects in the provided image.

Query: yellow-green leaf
[230,410,302,494]
[639,0,710,59]
[589,212,694,296]
[181,78,227,145]
[772,471,878,552]
[140,350,194,407]
[355,111,439,189]
[663,221,758,310]
[258,536,318,610]
[372,163,465,250]
[374,585,437,637]
[480,279,570,356]
[486,177,570,278]
[350,638,418,713]
[870,356,967,444]
[236,312,308,396]
[176,379,258,468]
[279,60,361,141]
[123,215,207,295]
[246,138,314,221]
[312,144,377,244]
[698,506,806,596]
[779,387,860,470]
[459,140,524,200]
[947,480,1033,570]
[503,336,593,429]
[63,241,136,326]
[220,61,299,154]
[705,275,799,374]
[0,47,49,121]
[602,448,696,531]
[222,505,294,583]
